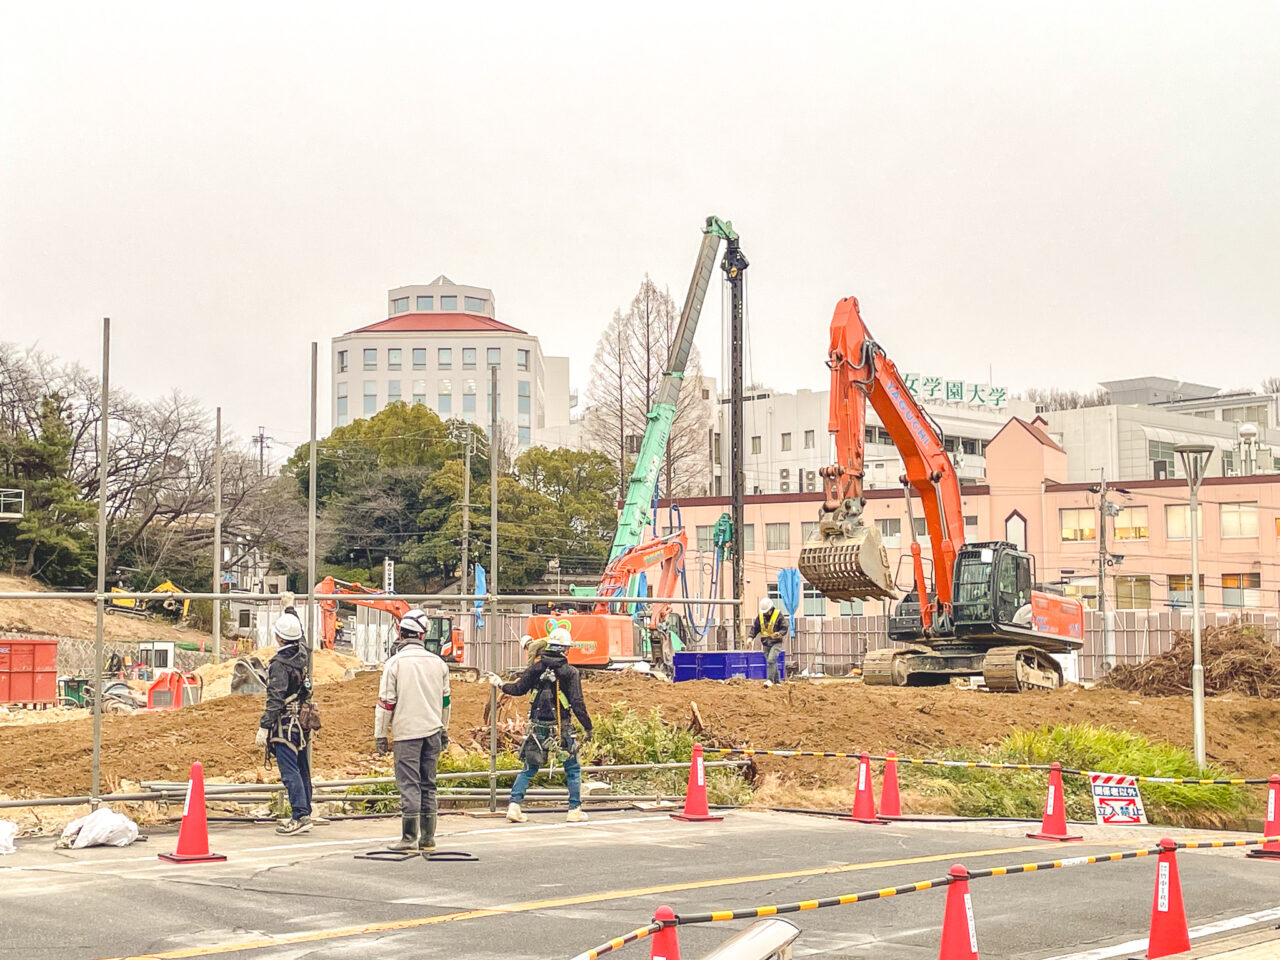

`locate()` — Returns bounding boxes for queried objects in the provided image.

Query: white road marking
[1041,906,1280,960]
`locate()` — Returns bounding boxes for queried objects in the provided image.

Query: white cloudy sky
[2,2,1277,454]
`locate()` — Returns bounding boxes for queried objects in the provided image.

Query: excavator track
[862,645,933,686]
[982,646,1064,693]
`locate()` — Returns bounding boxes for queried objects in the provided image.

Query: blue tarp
[633,572,648,619]
[474,564,486,629]
[776,568,801,637]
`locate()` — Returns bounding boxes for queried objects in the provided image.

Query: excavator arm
[798,296,965,629]
[594,530,688,629]
[315,576,411,650]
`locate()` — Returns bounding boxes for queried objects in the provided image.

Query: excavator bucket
[797,521,897,602]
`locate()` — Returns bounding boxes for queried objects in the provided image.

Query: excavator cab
[952,542,1034,634]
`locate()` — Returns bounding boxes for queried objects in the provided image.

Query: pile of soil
[0,574,196,642]
[1103,623,1280,698]
[194,647,362,699]
[3,673,1279,799]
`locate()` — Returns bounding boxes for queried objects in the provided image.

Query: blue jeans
[510,729,582,808]
[273,740,312,819]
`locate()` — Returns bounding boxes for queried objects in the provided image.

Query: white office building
[331,277,572,448]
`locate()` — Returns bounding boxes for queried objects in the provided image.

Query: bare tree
[1261,376,1280,394]
[1020,387,1111,411]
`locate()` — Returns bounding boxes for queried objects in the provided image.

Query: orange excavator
[314,577,474,676]
[796,296,1083,691]
[524,530,690,672]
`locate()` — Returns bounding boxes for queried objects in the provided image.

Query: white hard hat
[273,611,304,644]
[547,627,573,651]
[399,609,430,638]
[759,597,775,614]
[519,634,534,650]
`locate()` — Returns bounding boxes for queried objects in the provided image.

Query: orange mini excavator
[796,296,1083,691]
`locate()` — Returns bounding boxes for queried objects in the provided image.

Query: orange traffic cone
[1146,838,1190,959]
[937,864,980,960]
[840,752,885,824]
[1246,774,1280,860]
[671,744,723,822]
[158,761,227,864]
[1026,762,1082,842]
[880,751,902,818]
[649,905,681,960]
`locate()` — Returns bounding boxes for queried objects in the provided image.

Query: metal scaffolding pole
[212,406,222,664]
[488,363,499,813]
[307,343,318,678]
[91,318,111,806]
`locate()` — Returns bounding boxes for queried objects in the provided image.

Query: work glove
[375,737,390,755]
[582,727,593,742]
[440,730,450,750]
[486,673,504,689]
[255,727,269,749]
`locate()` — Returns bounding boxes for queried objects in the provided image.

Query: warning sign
[1088,772,1147,826]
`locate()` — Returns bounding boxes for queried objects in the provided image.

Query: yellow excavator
[108,580,191,621]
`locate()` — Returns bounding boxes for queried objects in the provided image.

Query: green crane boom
[608,216,738,561]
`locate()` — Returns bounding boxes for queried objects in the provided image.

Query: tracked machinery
[796,296,1083,691]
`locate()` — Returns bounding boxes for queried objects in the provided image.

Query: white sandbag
[58,806,139,849]
[0,820,17,855]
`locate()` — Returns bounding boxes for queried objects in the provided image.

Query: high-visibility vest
[758,609,780,636]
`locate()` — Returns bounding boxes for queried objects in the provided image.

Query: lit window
[875,518,901,547]
[1059,508,1095,542]
[804,429,815,449]
[695,525,715,552]
[765,523,790,551]
[438,348,452,370]
[363,348,377,371]
[464,379,475,395]
[412,380,426,405]
[337,350,348,373]
[1220,502,1258,538]
[391,297,410,314]
[781,432,792,452]
[1113,506,1149,541]
[487,347,501,367]
[1222,572,1261,608]
[387,348,402,371]
[441,295,458,311]
[1168,574,1204,607]
[1115,576,1151,610]
[463,348,476,370]
[416,295,433,311]
[750,435,761,455]
[464,296,485,312]
[1165,504,1203,540]
[412,348,426,370]
[517,349,530,371]
[387,380,401,404]
[1062,576,1098,611]
[363,381,376,415]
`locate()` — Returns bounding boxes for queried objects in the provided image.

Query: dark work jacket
[750,609,789,648]
[259,642,311,732]
[499,651,592,735]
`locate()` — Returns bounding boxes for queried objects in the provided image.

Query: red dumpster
[0,637,59,707]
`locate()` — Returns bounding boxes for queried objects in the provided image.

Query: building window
[765,522,791,551]
[363,381,376,416]
[803,581,825,617]
[1149,440,1177,479]
[238,609,252,629]
[441,295,458,311]
[964,514,979,538]
[518,426,530,445]
[412,348,426,370]
[464,296,486,312]
[387,348,402,371]
[781,432,792,452]
[391,297,410,314]
[801,521,820,543]
[1005,511,1027,551]
[1113,506,1149,541]
[1059,507,1095,542]
[518,380,531,424]
[363,348,377,371]
[1063,576,1098,610]
[714,476,723,495]
[515,348,531,371]
[750,435,762,455]
[1165,504,1203,540]
[1221,403,1268,429]
[462,393,476,419]
[696,525,715,552]
[387,380,401,404]
[438,348,452,370]
[1220,502,1258,538]
[875,518,901,547]
[336,382,348,425]
[838,598,864,616]
[1222,572,1262,608]
[1115,575,1151,610]
[1222,450,1235,476]
[714,433,722,464]
[1168,574,1204,607]
[912,516,929,539]
[487,347,501,367]
[740,524,755,552]
[463,348,477,370]
[337,350,348,373]
[412,380,426,405]
[804,429,815,450]
[416,295,433,311]
[438,381,452,413]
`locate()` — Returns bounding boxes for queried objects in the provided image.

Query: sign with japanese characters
[904,374,1008,408]
[1088,772,1148,825]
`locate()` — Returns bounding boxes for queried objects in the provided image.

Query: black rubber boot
[419,812,437,853]
[389,814,419,852]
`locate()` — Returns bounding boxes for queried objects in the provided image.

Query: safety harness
[758,608,781,639]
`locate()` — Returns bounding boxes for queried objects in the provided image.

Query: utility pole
[91,318,110,808]
[306,344,318,679]
[212,407,222,665]
[721,234,749,645]
[252,426,273,477]
[487,363,500,813]
[448,421,478,613]
[1096,470,1113,674]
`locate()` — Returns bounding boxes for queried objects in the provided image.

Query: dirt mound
[194,647,362,699]
[1103,623,1280,698]
[3,673,1279,799]
[0,574,197,642]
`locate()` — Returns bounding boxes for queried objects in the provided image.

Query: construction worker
[520,633,548,662]
[375,609,451,853]
[256,610,314,836]
[487,627,593,824]
[751,597,789,686]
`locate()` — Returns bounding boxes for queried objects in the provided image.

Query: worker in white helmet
[486,627,592,823]
[256,609,315,835]
[751,596,789,686]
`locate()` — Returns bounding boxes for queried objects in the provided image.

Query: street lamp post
[1174,442,1213,769]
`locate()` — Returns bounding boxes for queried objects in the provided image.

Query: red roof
[351,312,526,335]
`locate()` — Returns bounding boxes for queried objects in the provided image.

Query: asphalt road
[1,810,1277,960]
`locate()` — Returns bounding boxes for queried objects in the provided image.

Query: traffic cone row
[158,761,227,864]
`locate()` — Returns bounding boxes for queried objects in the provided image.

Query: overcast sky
[3,2,1277,455]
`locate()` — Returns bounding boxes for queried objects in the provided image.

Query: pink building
[665,417,1280,622]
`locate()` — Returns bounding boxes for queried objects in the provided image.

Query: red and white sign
[1088,772,1148,825]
